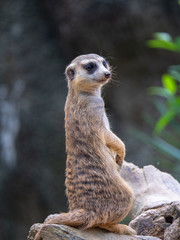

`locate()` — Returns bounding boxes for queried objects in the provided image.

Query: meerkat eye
[83,62,97,74]
[102,60,108,69]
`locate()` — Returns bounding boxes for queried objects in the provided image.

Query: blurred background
[0,0,180,239]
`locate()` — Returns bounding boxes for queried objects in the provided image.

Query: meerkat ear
[65,65,76,81]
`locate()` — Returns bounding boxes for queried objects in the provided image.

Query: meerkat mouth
[98,78,110,83]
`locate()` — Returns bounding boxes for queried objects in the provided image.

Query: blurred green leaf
[171,119,180,135]
[167,97,180,114]
[168,65,180,82]
[178,0,180,5]
[154,111,175,134]
[174,97,180,110]
[175,37,180,50]
[130,128,180,161]
[154,32,173,42]
[162,74,177,94]
[148,86,172,98]
[147,32,180,52]
[154,136,180,161]
[175,96,180,105]
[147,39,177,51]
[151,99,167,115]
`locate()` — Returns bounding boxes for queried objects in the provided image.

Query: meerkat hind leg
[99,224,137,235]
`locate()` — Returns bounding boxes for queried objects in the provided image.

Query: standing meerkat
[34,54,136,240]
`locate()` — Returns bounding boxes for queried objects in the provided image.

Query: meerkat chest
[103,111,110,130]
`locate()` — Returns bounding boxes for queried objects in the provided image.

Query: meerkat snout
[104,72,111,79]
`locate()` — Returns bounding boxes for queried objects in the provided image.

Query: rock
[27,223,161,240]
[27,161,180,240]
[120,162,180,239]
[164,217,180,240]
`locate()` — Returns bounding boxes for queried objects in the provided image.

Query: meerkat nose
[104,72,111,79]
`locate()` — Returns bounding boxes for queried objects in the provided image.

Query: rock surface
[121,162,180,240]
[27,162,180,240]
[27,224,161,240]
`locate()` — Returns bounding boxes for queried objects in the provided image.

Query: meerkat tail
[34,209,96,240]
[45,209,95,227]
[99,224,137,235]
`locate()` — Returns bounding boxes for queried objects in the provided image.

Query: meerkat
[34,54,136,240]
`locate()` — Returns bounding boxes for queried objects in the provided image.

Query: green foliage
[169,65,180,82]
[147,32,180,52]
[148,71,180,134]
[162,74,177,94]
[131,128,180,161]
[147,32,180,134]
[134,30,180,180]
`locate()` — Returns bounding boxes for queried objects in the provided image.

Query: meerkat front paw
[115,154,123,167]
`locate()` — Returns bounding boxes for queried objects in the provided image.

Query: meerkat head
[65,54,111,93]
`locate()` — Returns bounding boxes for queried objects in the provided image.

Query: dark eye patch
[102,60,108,69]
[83,62,97,74]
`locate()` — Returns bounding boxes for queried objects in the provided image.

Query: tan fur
[34,54,136,240]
